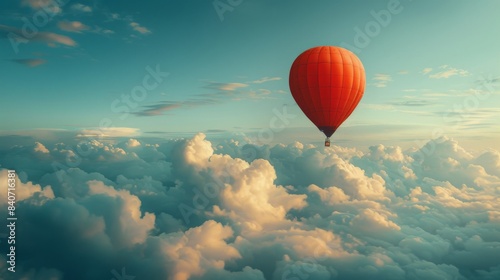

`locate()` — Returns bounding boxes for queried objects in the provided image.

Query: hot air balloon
[289,46,366,147]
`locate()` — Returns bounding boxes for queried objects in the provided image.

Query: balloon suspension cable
[324,137,331,147]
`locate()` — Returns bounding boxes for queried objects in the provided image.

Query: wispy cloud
[429,65,469,79]
[76,127,140,138]
[362,104,394,111]
[437,108,500,129]
[205,78,281,91]
[58,21,90,33]
[130,22,151,34]
[93,26,115,35]
[205,129,228,133]
[203,77,281,92]
[135,80,281,117]
[372,74,392,88]
[398,70,409,75]
[422,92,451,97]
[474,75,500,89]
[134,102,182,116]
[135,77,282,117]
[0,24,76,47]
[421,68,433,75]
[109,13,121,20]
[362,97,437,117]
[390,95,436,107]
[219,82,248,91]
[11,58,46,67]
[251,77,281,84]
[203,81,281,100]
[71,3,92,12]
[391,99,433,106]
[22,0,62,14]
[134,99,217,116]
[258,89,271,95]
[395,109,435,116]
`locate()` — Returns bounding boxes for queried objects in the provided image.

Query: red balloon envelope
[289,46,365,146]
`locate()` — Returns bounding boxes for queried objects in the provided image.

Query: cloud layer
[134,77,283,116]
[0,134,499,279]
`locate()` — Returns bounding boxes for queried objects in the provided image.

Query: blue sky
[1,0,499,151]
[2,2,500,279]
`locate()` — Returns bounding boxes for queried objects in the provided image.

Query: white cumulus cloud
[0,133,499,279]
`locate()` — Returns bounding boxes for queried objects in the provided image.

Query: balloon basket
[325,138,331,147]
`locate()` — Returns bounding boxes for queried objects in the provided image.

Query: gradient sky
[2,2,500,280]
[1,0,499,151]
